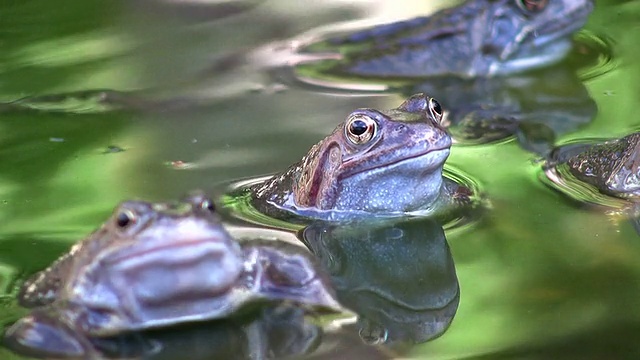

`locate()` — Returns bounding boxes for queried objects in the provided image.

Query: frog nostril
[481,44,499,55]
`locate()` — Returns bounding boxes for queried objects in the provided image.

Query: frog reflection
[402,64,596,155]
[302,0,594,78]
[299,217,459,345]
[76,306,321,360]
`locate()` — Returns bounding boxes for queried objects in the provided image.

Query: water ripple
[1,90,209,114]
[571,29,618,81]
[219,165,485,231]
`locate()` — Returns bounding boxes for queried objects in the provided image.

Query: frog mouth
[342,146,450,179]
[107,237,233,265]
[502,4,593,64]
[534,3,593,40]
[108,237,243,302]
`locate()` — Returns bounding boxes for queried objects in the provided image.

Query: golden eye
[345,115,377,145]
[516,0,548,13]
[428,98,443,123]
[115,209,136,229]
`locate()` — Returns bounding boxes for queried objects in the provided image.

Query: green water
[1,0,639,358]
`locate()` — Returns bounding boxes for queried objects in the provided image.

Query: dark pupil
[116,212,131,228]
[202,200,215,212]
[431,100,442,115]
[350,120,368,136]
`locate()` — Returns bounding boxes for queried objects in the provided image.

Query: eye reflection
[428,98,443,123]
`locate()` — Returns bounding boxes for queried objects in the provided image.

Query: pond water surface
[1,0,640,359]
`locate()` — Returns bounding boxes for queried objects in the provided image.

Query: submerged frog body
[305,0,594,78]
[544,133,640,200]
[250,94,469,221]
[6,194,339,359]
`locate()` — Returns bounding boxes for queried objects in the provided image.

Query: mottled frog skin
[307,0,594,78]
[545,133,640,199]
[250,94,465,220]
[543,133,640,236]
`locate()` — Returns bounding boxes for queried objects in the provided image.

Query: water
[1,0,639,358]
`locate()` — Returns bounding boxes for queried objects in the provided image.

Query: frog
[248,93,472,221]
[544,133,640,200]
[5,193,340,359]
[301,0,594,78]
[542,133,640,237]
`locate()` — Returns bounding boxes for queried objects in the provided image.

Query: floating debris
[102,145,125,154]
[166,160,196,170]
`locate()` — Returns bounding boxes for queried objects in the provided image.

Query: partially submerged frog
[303,0,594,78]
[249,94,471,221]
[543,133,640,236]
[5,194,340,359]
[544,133,640,201]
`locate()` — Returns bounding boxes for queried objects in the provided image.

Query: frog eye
[516,0,548,13]
[428,98,443,123]
[183,192,216,213]
[198,198,216,213]
[115,209,136,229]
[345,115,377,145]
